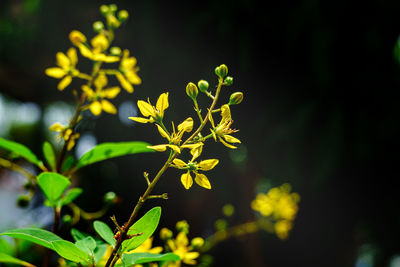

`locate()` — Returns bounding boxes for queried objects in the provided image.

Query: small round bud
[215,64,228,78]
[176,220,189,234]
[214,219,227,231]
[224,76,233,86]
[23,182,34,191]
[107,15,121,28]
[100,5,109,15]
[62,214,72,225]
[197,80,209,93]
[191,237,205,248]
[93,21,104,32]
[118,10,129,22]
[160,227,173,240]
[17,195,31,208]
[109,4,118,13]
[222,204,235,217]
[69,30,86,46]
[110,46,122,56]
[103,191,117,203]
[186,82,198,100]
[228,92,243,105]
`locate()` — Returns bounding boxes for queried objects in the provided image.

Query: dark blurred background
[1,0,400,266]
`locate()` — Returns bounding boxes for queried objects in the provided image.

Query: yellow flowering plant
[0,4,300,267]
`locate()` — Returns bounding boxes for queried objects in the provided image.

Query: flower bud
[191,237,205,248]
[222,204,235,217]
[224,76,233,86]
[110,46,122,56]
[100,5,109,15]
[104,191,117,203]
[215,64,228,78]
[62,214,72,225]
[69,30,86,46]
[214,219,227,231]
[107,15,121,28]
[93,21,104,32]
[17,195,31,208]
[176,220,189,234]
[109,4,118,13]
[197,80,209,93]
[118,10,129,22]
[186,82,198,100]
[228,92,243,105]
[160,227,173,240]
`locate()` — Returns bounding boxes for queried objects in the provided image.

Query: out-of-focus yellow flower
[129,93,169,124]
[82,73,120,116]
[172,155,219,190]
[45,48,79,91]
[49,122,80,151]
[126,237,163,254]
[166,232,200,266]
[147,118,197,154]
[116,49,142,93]
[251,183,300,240]
[209,105,241,149]
[69,31,119,63]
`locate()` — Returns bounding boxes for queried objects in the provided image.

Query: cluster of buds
[130,64,244,190]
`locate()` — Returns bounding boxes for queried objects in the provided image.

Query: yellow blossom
[128,93,169,123]
[126,237,163,254]
[82,73,120,116]
[49,122,80,151]
[116,49,142,93]
[209,104,241,149]
[172,156,218,190]
[45,48,79,91]
[166,232,200,266]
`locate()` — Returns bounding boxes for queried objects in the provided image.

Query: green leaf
[93,221,116,247]
[0,228,62,250]
[75,236,96,256]
[0,252,36,267]
[75,141,153,170]
[0,238,13,255]
[121,207,161,252]
[60,188,83,206]
[61,155,75,173]
[37,172,70,206]
[51,240,89,264]
[71,228,89,242]
[42,141,56,171]
[0,137,43,168]
[121,253,179,266]
[94,243,108,264]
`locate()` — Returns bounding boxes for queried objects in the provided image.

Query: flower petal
[219,137,237,149]
[147,145,168,152]
[220,104,231,123]
[137,100,156,117]
[172,159,187,168]
[81,85,95,98]
[67,48,78,66]
[94,73,108,90]
[195,173,211,189]
[56,52,70,69]
[57,75,72,91]
[45,67,66,78]
[125,70,142,84]
[177,117,193,133]
[101,87,121,99]
[156,124,170,140]
[167,145,181,154]
[223,134,241,144]
[101,100,117,114]
[116,72,133,93]
[180,171,193,189]
[197,159,219,171]
[77,43,93,59]
[89,101,102,116]
[128,117,151,123]
[49,122,64,132]
[156,92,169,116]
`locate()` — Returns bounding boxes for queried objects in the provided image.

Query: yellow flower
[126,237,163,254]
[69,31,119,63]
[45,48,79,91]
[116,49,142,93]
[147,118,198,154]
[49,122,80,151]
[209,104,241,149]
[166,232,200,266]
[82,73,120,116]
[172,156,219,190]
[129,93,169,124]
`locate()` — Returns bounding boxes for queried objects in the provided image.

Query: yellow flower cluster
[251,183,300,239]
[49,122,80,151]
[45,4,141,116]
[129,64,243,190]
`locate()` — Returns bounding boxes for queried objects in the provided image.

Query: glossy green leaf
[75,141,153,170]
[0,252,36,267]
[93,220,116,247]
[51,240,89,263]
[42,141,56,171]
[75,236,96,256]
[0,238,13,255]
[121,252,179,266]
[61,155,75,173]
[0,228,62,250]
[71,228,89,242]
[0,137,43,168]
[37,172,70,206]
[60,188,83,206]
[121,207,161,252]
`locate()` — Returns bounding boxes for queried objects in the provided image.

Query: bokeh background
[1,0,400,266]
